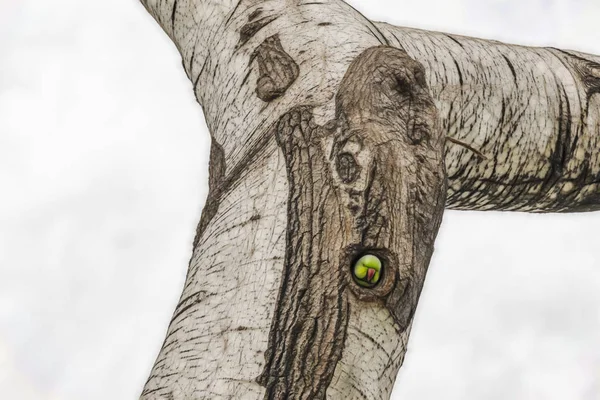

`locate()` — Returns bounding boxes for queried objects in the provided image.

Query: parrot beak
[367,268,376,282]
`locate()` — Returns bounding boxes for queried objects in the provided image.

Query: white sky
[0,0,599,399]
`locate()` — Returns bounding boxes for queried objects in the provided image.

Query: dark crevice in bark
[141,387,162,397]
[208,140,226,192]
[445,34,464,48]
[341,2,389,46]
[239,16,279,47]
[187,46,196,77]
[258,46,446,400]
[251,35,300,102]
[365,23,390,45]
[502,54,518,83]
[192,139,226,248]
[225,0,243,26]
[538,82,572,199]
[171,0,178,31]
[169,290,214,323]
[193,57,209,95]
[248,8,264,21]
[452,57,464,86]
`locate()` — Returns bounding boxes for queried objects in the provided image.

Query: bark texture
[137,0,600,399]
[257,47,445,399]
[377,25,600,212]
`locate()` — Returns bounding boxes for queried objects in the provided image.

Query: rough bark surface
[257,46,445,400]
[377,25,600,212]
[257,106,351,400]
[137,0,600,399]
[193,139,225,247]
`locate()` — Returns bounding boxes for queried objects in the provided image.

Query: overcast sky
[1,0,599,399]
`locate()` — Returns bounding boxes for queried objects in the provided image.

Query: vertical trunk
[139,2,446,399]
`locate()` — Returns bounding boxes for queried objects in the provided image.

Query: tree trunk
[138,1,600,399]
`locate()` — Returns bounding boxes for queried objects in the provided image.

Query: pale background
[1,0,599,399]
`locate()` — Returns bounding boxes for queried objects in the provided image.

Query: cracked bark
[138,0,600,399]
[257,47,445,400]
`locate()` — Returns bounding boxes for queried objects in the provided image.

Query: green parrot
[352,254,382,287]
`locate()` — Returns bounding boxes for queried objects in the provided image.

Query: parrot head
[352,254,382,288]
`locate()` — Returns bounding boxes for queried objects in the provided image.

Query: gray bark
[137,1,600,399]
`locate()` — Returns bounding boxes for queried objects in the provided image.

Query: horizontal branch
[378,23,600,212]
[141,0,600,213]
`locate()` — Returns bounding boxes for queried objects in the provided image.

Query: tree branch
[142,0,600,213]
[137,1,600,399]
[378,24,600,212]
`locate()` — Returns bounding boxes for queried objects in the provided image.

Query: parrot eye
[352,254,382,288]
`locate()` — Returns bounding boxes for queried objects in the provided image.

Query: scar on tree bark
[257,45,447,400]
[251,34,299,102]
